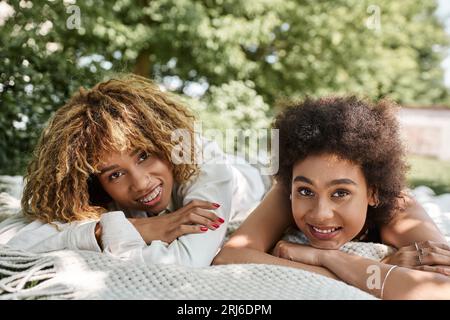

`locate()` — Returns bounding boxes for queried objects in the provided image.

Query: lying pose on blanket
[214,96,450,299]
[0,75,265,267]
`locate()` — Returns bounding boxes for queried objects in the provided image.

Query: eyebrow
[130,149,140,157]
[292,175,357,187]
[99,149,140,174]
[99,165,119,175]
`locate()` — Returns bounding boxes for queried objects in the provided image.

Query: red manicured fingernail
[200,227,208,232]
[212,224,220,228]
[212,203,220,208]
[218,218,225,223]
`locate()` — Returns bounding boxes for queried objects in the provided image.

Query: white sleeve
[97,163,234,268]
[1,214,101,253]
[99,211,146,261]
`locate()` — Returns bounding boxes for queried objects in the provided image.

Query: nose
[309,198,335,223]
[130,170,152,193]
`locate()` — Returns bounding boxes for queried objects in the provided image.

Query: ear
[368,187,379,207]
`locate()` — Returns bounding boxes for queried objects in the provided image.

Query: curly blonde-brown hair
[21,74,198,224]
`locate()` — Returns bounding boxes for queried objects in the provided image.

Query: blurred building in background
[399,107,450,160]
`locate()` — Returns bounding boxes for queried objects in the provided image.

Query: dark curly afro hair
[273,96,408,229]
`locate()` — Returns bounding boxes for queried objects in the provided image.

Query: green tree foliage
[0,0,449,174]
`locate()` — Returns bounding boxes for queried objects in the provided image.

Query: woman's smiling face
[291,153,376,249]
[97,149,174,214]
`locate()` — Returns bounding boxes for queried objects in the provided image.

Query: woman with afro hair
[214,96,450,299]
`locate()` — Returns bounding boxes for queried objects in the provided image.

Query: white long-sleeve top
[0,138,266,267]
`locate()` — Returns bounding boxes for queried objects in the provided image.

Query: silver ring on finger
[414,242,419,251]
[418,253,423,265]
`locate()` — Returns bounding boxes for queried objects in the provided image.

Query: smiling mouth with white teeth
[307,224,343,240]
[137,185,163,206]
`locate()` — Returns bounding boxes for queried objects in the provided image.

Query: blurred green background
[408,155,450,194]
[1,0,450,194]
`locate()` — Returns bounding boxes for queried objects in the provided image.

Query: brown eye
[298,188,314,197]
[138,151,150,162]
[109,171,123,181]
[332,190,350,198]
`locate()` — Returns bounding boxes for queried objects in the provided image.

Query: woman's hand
[382,241,450,276]
[271,240,330,266]
[129,200,224,244]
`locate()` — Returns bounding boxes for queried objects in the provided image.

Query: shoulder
[176,161,235,198]
[173,136,235,201]
[191,135,237,182]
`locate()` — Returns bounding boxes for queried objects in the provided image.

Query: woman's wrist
[128,217,156,244]
[318,249,342,267]
[128,218,145,242]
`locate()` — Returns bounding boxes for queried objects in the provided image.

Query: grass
[407,155,450,195]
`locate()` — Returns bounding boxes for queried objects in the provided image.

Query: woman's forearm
[321,250,450,299]
[213,247,339,280]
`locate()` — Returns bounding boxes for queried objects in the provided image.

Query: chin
[141,203,164,214]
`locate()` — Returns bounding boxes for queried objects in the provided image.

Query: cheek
[150,160,173,180]
[340,199,368,233]
[100,181,127,201]
[161,165,174,186]
[291,200,308,228]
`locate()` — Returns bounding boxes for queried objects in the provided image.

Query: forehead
[293,153,365,182]
[97,148,139,167]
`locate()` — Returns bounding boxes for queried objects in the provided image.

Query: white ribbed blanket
[0,243,380,300]
[0,184,449,300]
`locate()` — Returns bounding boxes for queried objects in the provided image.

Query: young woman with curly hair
[214,96,450,299]
[0,74,265,267]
